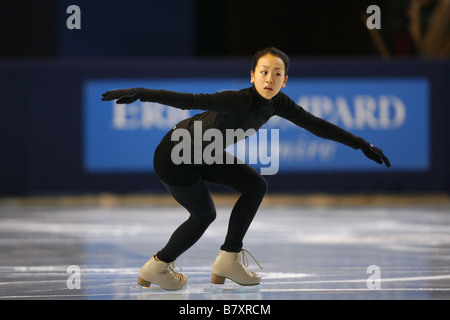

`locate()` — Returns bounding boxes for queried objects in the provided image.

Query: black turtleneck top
[135,85,363,150]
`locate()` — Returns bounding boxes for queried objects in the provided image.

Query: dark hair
[252,47,290,75]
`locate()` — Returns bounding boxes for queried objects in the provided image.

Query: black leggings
[153,129,267,263]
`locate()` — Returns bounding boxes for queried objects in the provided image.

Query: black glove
[360,139,391,168]
[101,88,139,104]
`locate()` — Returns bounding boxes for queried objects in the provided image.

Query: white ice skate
[137,255,188,290]
[211,249,263,287]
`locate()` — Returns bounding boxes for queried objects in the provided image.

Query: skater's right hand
[360,139,391,168]
[101,88,139,104]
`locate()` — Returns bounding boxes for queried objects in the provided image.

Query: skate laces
[240,249,263,270]
[164,261,185,280]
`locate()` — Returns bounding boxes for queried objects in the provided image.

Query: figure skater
[101,47,391,290]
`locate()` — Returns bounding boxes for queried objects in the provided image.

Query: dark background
[1,0,407,58]
[0,0,449,196]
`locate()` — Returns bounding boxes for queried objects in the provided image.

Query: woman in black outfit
[102,47,390,290]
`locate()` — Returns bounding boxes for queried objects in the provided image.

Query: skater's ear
[282,75,288,88]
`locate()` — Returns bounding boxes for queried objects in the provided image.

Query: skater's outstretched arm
[276,92,391,168]
[101,87,251,114]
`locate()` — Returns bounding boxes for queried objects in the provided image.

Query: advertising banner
[84,78,429,173]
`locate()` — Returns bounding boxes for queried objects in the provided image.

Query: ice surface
[1,204,450,300]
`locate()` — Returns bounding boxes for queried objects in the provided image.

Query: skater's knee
[192,207,216,227]
[204,210,217,225]
[205,206,217,224]
[240,175,267,197]
[251,176,267,200]
[258,177,268,196]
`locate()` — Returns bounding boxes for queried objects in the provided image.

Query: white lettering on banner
[111,102,190,130]
[278,137,338,161]
[297,95,406,130]
[111,95,406,131]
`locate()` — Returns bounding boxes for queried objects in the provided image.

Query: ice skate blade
[130,285,164,292]
[130,285,189,292]
[204,283,260,293]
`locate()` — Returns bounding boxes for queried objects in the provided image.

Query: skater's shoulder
[237,86,255,98]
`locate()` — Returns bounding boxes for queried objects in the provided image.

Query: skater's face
[250,53,288,100]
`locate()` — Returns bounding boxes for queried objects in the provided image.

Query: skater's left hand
[360,139,391,168]
[101,88,139,104]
